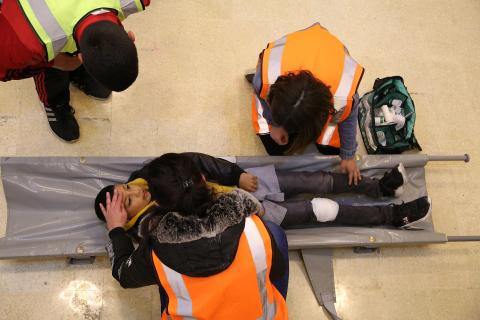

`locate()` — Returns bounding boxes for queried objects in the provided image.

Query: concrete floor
[1,0,479,319]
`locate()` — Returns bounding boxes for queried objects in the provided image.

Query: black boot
[392,197,431,229]
[379,163,408,197]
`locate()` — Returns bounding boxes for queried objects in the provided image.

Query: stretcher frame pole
[427,154,470,162]
[447,236,480,242]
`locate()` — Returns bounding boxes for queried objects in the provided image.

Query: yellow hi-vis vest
[252,23,364,148]
[151,215,288,320]
[17,0,145,61]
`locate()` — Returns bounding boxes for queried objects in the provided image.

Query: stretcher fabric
[0,155,446,259]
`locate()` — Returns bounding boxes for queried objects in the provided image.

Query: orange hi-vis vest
[151,215,288,320]
[251,23,364,148]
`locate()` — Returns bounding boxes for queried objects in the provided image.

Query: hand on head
[127,30,135,42]
[99,190,128,231]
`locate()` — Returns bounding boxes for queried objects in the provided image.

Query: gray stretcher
[0,154,477,319]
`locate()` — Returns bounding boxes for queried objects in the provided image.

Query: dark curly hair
[268,70,334,154]
[138,153,215,239]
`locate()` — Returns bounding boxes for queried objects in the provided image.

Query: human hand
[270,126,289,145]
[340,158,362,186]
[52,53,82,71]
[127,30,135,42]
[99,190,128,231]
[239,173,258,192]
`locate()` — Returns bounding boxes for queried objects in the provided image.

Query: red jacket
[0,0,150,81]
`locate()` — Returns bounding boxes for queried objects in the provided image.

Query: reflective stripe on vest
[254,23,364,146]
[152,216,285,319]
[318,48,362,146]
[252,94,270,134]
[160,263,195,318]
[267,36,287,86]
[120,0,143,16]
[244,217,277,319]
[18,0,144,61]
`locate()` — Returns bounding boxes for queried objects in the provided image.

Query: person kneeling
[97,154,289,319]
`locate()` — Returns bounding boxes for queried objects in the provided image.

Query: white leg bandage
[311,198,339,222]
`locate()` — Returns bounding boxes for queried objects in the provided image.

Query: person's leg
[33,67,70,107]
[276,196,430,229]
[279,199,317,228]
[331,163,408,197]
[70,65,111,99]
[276,163,407,199]
[278,198,391,228]
[33,68,79,142]
[276,169,382,198]
[263,220,289,299]
[276,170,334,197]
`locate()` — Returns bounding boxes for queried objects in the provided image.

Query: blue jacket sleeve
[338,95,359,159]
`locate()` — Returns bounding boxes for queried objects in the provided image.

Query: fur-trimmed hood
[154,189,261,243]
[151,189,263,277]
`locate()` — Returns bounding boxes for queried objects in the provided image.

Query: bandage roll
[393,114,406,131]
[381,105,394,123]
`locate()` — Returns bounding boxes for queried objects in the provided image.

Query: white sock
[311,198,339,222]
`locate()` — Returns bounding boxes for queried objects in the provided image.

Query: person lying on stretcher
[94,152,431,238]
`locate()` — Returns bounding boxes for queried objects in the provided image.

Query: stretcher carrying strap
[301,248,342,320]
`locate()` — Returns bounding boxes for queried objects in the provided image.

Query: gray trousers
[246,165,393,229]
[277,171,393,228]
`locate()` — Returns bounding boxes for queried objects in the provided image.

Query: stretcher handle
[427,154,470,163]
[447,236,480,242]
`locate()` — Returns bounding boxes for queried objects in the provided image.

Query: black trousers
[33,67,70,107]
[279,200,393,228]
[259,134,340,156]
[32,65,97,107]
[273,170,393,228]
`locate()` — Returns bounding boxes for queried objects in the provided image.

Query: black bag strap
[373,76,404,90]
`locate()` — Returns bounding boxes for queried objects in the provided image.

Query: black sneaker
[70,67,111,100]
[44,104,79,142]
[379,163,408,197]
[393,196,431,229]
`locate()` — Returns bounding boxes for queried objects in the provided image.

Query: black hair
[145,153,213,217]
[79,21,138,91]
[268,70,334,154]
[139,153,214,238]
[94,184,115,222]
